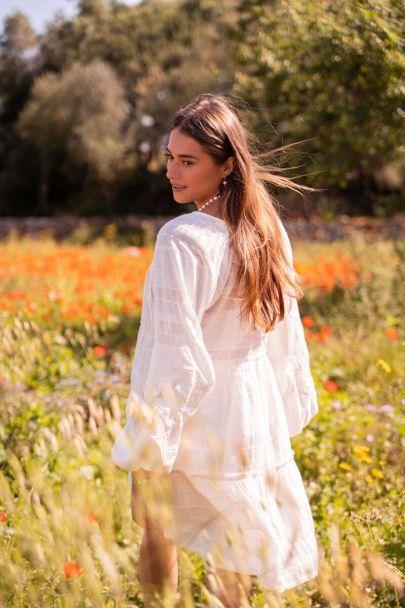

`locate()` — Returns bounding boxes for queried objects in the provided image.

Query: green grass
[0,233,404,607]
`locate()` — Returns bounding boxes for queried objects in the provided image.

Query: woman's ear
[224,156,235,177]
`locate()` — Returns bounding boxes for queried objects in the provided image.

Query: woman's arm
[111,224,217,474]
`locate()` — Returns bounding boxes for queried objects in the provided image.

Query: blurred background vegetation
[0,0,404,219]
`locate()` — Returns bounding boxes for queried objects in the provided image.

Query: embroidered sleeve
[266,220,319,437]
[111,226,216,473]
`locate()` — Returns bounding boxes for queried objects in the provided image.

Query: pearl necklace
[197,192,221,212]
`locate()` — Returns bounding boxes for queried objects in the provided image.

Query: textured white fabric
[111,210,319,592]
[159,461,318,593]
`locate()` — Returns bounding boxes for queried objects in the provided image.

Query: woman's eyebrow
[166,147,199,160]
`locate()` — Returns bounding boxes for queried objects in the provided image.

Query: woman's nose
[166,164,181,181]
[166,170,181,181]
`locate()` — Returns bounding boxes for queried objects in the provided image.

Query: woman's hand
[130,468,173,534]
[132,468,155,484]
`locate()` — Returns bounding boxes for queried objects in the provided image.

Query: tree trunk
[37,161,49,215]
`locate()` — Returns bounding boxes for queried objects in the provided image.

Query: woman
[111,93,320,607]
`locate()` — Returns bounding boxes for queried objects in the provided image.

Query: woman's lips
[172,185,187,191]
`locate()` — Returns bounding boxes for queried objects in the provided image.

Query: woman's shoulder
[157,211,229,259]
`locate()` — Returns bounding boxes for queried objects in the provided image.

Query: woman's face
[165,128,233,206]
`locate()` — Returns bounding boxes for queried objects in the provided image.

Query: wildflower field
[0,226,404,607]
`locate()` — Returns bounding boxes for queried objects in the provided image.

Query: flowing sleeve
[266,220,319,437]
[111,225,217,474]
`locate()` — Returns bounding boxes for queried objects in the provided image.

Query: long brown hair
[172,93,318,333]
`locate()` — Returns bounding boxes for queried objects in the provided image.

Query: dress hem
[166,531,318,593]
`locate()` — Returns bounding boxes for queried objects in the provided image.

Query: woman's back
[114,210,317,480]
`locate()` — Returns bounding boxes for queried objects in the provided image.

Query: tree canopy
[233,0,405,214]
[0,0,403,217]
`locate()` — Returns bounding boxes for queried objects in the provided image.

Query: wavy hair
[171,93,319,332]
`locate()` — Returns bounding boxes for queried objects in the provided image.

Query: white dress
[111,210,319,593]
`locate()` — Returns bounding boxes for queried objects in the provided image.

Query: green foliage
[17,59,128,213]
[232,0,405,214]
[0,233,404,605]
[0,0,238,216]
[0,0,404,215]
[0,10,37,58]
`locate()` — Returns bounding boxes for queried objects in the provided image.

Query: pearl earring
[223,177,227,186]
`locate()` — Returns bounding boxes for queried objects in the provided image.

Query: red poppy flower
[92,344,109,357]
[64,561,82,578]
[0,511,7,523]
[385,328,399,341]
[324,379,339,392]
[302,316,315,328]
[86,511,97,524]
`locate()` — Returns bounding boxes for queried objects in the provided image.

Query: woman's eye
[164,154,192,166]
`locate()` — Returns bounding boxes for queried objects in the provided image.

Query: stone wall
[0,213,403,242]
